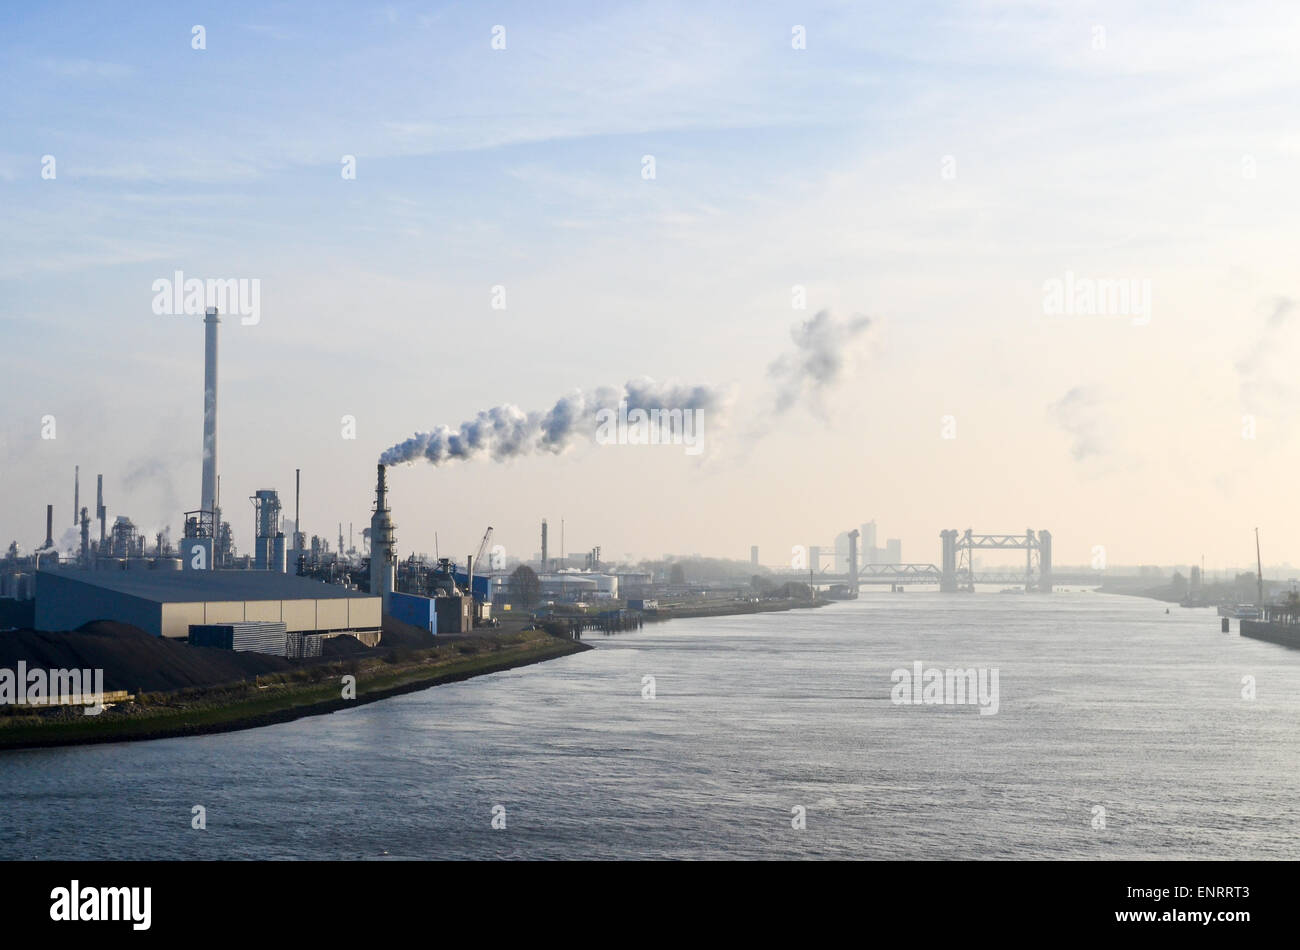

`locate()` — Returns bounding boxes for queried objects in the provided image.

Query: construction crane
[473,526,494,572]
[1256,527,1264,609]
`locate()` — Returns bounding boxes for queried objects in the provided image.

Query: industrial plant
[0,305,669,660]
[0,301,1162,664]
[0,307,436,657]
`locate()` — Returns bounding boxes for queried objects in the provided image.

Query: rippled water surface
[3,592,1298,859]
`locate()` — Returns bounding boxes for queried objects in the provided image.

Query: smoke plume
[380,378,725,467]
[1236,296,1296,417]
[768,309,874,415]
[1047,386,1109,461]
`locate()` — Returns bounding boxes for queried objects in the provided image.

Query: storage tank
[272,534,287,574]
[152,557,183,571]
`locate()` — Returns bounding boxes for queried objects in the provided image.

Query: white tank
[153,557,183,571]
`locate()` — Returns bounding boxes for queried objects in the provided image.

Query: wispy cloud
[40,58,131,79]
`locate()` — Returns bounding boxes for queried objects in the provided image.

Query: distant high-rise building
[886,538,902,564]
[750,545,759,566]
[861,521,877,551]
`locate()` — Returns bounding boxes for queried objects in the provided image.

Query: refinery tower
[370,464,396,610]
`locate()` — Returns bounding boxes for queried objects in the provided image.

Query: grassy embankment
[0,629,588,751]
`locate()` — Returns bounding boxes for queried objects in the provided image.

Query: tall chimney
[369,464,396,611]
[73,465,79,527]
[44,505,53,549]
[96,474,106,547]
[541,519,548,570]
[201,306,220,518]
[294,467,301,550]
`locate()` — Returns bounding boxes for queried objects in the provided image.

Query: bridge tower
[1038,530,1052,592]
[848,528,860,597]
[940,529,959,592]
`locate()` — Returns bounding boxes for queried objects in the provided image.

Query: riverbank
[0,630,589,751]
[649,597,831,620]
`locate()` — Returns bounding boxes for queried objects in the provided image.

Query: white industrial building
[35,569,381,643]
[537,572,618,601]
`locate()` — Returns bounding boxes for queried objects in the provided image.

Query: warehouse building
[34,569,381,644]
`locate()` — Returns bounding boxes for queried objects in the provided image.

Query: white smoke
[1236,296,1296,417]
[768,310,875,415]
[380,378,726,467]
[1047,386,1110,461]
[57,525,82,555]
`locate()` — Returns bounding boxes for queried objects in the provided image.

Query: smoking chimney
[201,306,220,518]
[44,505,54,550]
[369,464,396,611]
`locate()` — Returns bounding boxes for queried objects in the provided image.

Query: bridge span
[784,528,1100,594]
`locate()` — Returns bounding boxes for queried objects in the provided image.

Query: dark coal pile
[0,622,295,692]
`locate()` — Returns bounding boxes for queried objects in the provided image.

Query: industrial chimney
[73,465,79,527]
[369,464,396,611]
[43,505,53,550]
[294,467,304,552]
[201,307,220,522]
[541,519,548,570]
[96,474,106,548]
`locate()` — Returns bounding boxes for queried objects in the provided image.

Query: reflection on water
[2,592,1298,859]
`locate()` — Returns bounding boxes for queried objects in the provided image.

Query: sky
[2,0,1300,573]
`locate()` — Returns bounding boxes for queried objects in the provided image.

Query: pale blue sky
[3,1,1300,569]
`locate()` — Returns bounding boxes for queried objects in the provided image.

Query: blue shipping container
[388,591,438,634]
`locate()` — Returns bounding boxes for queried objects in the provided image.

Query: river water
[2,591,1298,860]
